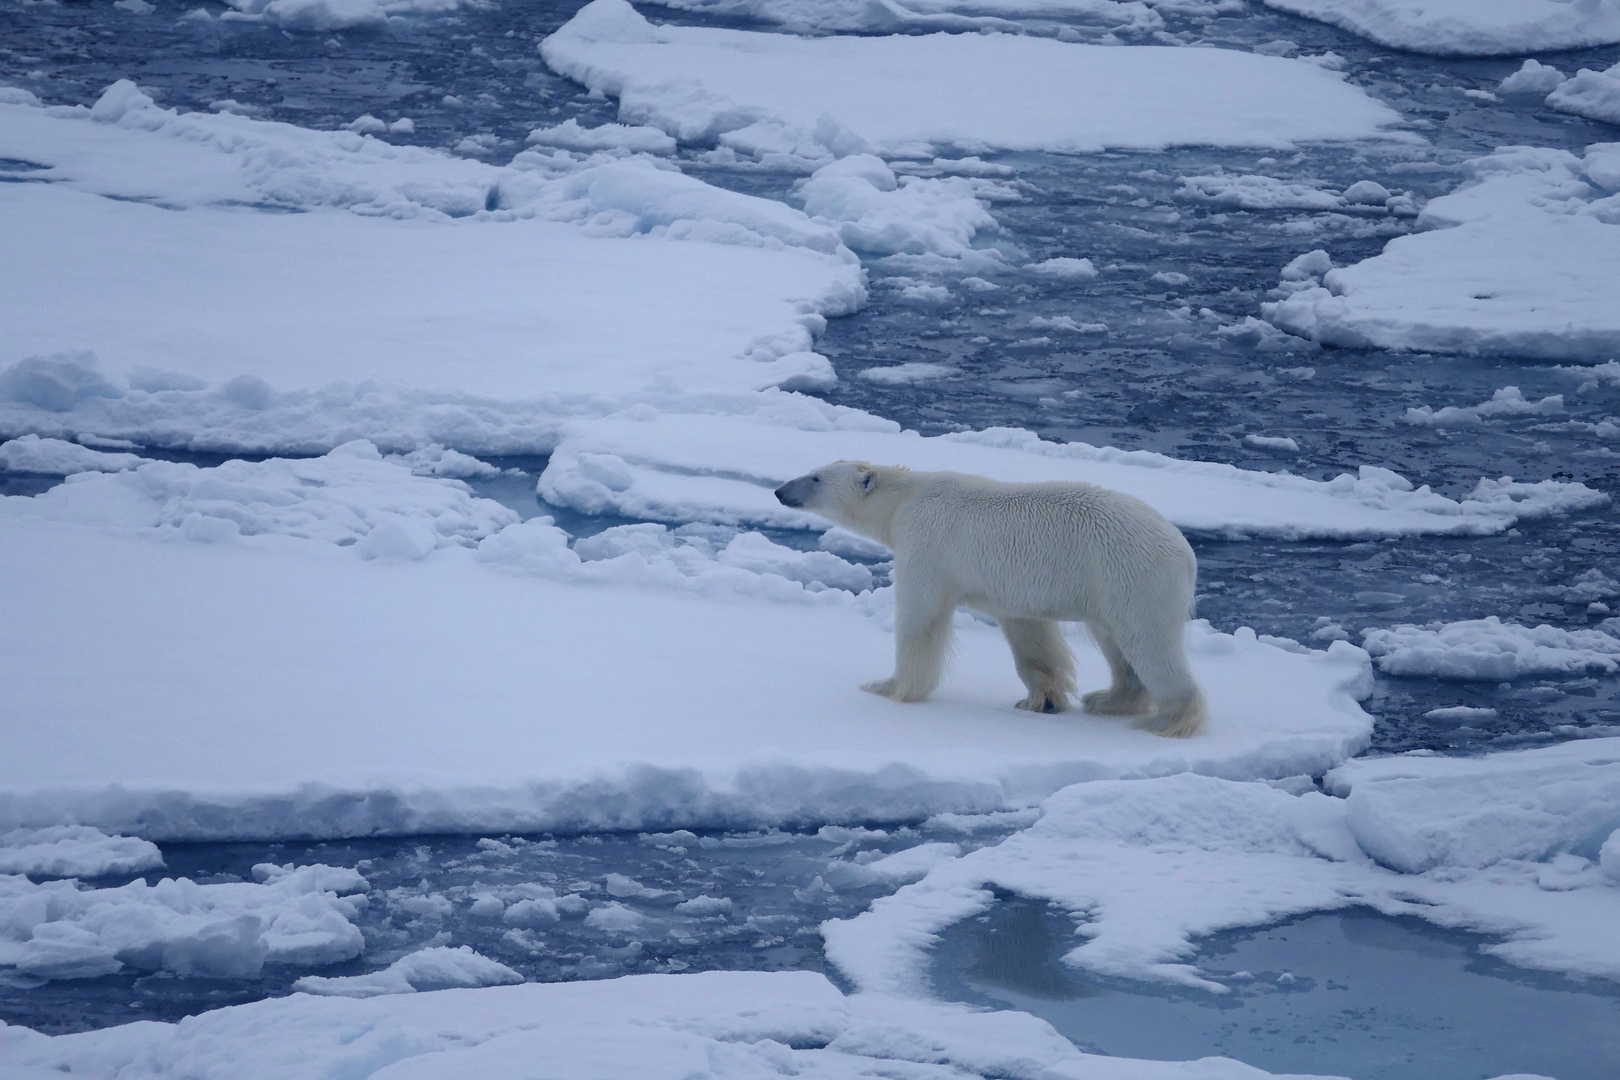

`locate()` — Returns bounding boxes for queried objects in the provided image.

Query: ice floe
[0,968,1358,1080]
[1264,144,1620,360]
[542,0,1408,161]
[216,0,477,32]
[647,0,1171,36]
[0,862,367,980]
[1260,0,1620,57]
[825,745,1620,998]
[0,826,162,879]
[1403,386,1564,427]
[537,409,1607,539]
[1547,60,1620,127]
[293,945,523,997]
[0,434,143,475]
[0,491,1376,839]
[1360,616,1620,679]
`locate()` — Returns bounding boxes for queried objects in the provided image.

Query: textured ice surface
[1259,0,1620,56]
[1264,145,1620,360]
[543,0,1407,159]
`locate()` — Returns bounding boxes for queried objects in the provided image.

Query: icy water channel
[932,898,1620,1080]
[3,0,1620,1070]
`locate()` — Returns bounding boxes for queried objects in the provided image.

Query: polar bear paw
[862,677,930,702]
[1081,688,1151,716]
[1015,691,1068,714]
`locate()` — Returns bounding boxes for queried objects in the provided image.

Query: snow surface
[0,441,1377,841]
[0,863,367,981]
[542,0,1407,163]
[1361,616,1620,679]
[0,968,1364,1080]
[1259,0,1620,57]
[1264,144,1620,361]
[0,826,162,879]
[0,95,864,405]
[824,751,1620,998]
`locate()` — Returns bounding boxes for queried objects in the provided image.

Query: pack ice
[542,0,1407,162]
[1259,0,1620,56]
[1264,145,1620,361]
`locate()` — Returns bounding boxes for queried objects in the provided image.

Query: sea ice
[1403,386,1564,427]
[542,0,1407,160]
[0,863,367,981]
[1259,0,1620,56]
[526,117,678,154]
[218,0,475,31]
[0,495,1376,840]
[0,435,142,475]
[0,826,162,879]
[825,752,1620,997]
[1360,616,1620,679]
[293,945,524,997]
[0,967,1369,1080]
[537,409,1608,539]
[793,154,1006,260]
[647,0,1169,36]
[1264,144,1620,360]
[1547,61,1620,127]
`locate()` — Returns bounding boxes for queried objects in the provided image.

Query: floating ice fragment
[858,362,956,385]
[293,945,523,997]
[1362,616,1620,679]
[1500,59,1567,95]
[0,351,123,411]
[0,826,163,878]
[1422,706,1497,721]
[1547,61,1620,126]
[586,901,646,932]
[1244,434,1299,452]
[0,435,142,476]
[1027,257,1097,280]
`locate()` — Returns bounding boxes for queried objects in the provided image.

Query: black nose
[775,485,799,508]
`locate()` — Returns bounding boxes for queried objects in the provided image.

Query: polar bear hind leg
[1080,625,1153,717]
[1109,622,1207,738]
[1000,618,1076,713]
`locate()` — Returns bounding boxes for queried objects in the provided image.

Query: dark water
[932,898,1620,1080]
[1,821,1007,1034]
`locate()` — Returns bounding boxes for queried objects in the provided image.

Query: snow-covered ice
[0,826,162,879]
[1259,0,1620,57]
[542,0,1407,161]
[1361,616,1620,679]
[825,745,1620,997]
[293,945,523,997]
[1548,60,1620,127]
[0,863,367,980]
[1264,144,1620,360]
[537,409,1607,539]
[647,0,1171,36]
[0,487,1376,838]
[0,435,143,475]
[0,967,1372,1080]
[1403,386,1564,427]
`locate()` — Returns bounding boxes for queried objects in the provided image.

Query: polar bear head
[775,461,909,543]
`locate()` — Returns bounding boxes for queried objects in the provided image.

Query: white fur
[775,462,1207,738]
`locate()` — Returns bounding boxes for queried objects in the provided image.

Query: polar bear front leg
[1000,617,1076,713]
[1080,624,1152,716]
[863,584,955,702]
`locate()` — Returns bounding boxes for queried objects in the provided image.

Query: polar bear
[775,461,1206,738]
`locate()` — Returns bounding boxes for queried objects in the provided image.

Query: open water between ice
[3,0,1620,1073]
[931,898,1620,1080]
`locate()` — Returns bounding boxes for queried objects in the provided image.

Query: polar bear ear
[859,469,875,491]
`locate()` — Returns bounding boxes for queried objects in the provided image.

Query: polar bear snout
[774,475,818,509]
